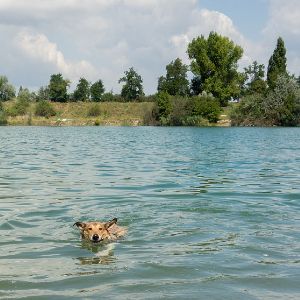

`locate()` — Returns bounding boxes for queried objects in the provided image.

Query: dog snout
[92,234,99,241]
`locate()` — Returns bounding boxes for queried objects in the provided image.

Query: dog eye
[88,228,92,230]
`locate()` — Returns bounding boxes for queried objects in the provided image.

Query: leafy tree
[48,73,69,102]
[73,77,90,101]
[231,75,300,126]
[0,76,15,101]
[263,75,300,126]
[90,80,105,102]
[17,87,34,102]
[157,58,189,96]
[243,61,267,95]
[36,86,50,101]
[190,76,202,96]
[187,31,243,106]
[155,91,172,121]
[267,37,287,90]
[0,101,7,125]
[119,67,144,101]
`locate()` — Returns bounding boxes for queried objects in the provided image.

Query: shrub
[181,116,210,126]
[8,98,30,116]
[87,103,101,117]
[35,100,56,118]
[0,102,7,125]
[188,95,221,123]
[155,92,172,119]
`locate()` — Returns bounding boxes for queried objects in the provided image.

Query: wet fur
[74,218,127,243]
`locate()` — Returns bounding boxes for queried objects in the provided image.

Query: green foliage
[230,94,265,126]
[17,87,34,102]
[35,100,56,118]
[263,75,300,126]
[101,92,115,102]
[0,102,7,125]
[87,103,101,117]
[188,94,221,123]
[8,97,30,117]
[36,86,50,101]
[231,75,300,126]
[190,76,202,96]
[155,91,172,120]
[73,77,90,101]
[267,37,287,90]
[49,73,70,102]
[119,67,144,101]
[243,61,267,95]
[0,76,15,101]
[90,80,105,102]
[158,58,189,96]
[187,31,243,106]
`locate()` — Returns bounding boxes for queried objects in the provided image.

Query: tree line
[1,32,300,126]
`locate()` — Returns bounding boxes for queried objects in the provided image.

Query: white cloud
[262,0,300,75]
[1,0,299,92]
[15,30,97,81]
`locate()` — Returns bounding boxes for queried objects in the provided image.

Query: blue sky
[0,0,299,94]
[199,0,269,40]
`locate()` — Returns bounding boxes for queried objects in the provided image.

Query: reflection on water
[0,127,300,299]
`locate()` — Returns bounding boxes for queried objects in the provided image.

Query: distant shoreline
[1,101,231,127]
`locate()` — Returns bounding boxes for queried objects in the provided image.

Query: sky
[0,0,300,95]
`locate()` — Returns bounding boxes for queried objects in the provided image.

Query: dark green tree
[119,67,144,101]
[48,73,69,102]
[267,37,287,90]
[187,31,243,106]
[90,80,105,102]
[36,86,50,101]
[155,91,172,120]
[73,77,90,101]
[0,75,15,101]
[243,61,267,95]
[190,76,202,96]
[157,58,189,96]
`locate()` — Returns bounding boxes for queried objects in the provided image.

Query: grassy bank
[1,100,231,126]
[2,101,154,126]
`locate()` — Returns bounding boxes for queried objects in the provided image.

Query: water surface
[0,127,299,299]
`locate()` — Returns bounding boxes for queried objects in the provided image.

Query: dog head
[74,218,118,243]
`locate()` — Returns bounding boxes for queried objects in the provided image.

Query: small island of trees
[1,32,300,126]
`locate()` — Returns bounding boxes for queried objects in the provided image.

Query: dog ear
[105,218,117,229]
[73,222,86,229]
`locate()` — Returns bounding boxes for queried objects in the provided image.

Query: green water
[0,127,299,299]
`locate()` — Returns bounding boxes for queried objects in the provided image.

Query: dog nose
[92,234,99,241]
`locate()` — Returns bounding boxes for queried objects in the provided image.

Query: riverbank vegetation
[1,32,299,126]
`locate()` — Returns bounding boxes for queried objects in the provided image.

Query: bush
[155,92,172,119]
[0,102,7,125]
[87,103,101,117]
[35,100,56,118]
[181,116,210,126]
[8,98,30,116]
[231,75,300,126]
[187,95,221,123]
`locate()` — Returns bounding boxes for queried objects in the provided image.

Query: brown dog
[74,218,126,243]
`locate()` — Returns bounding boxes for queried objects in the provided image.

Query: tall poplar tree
[267,37,287,90]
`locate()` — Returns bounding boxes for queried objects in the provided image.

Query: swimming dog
[74,218,126,243]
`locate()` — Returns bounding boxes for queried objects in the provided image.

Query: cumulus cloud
[1,0,299,92]
[15,30,97,81]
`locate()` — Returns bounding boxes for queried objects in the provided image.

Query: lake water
[0,126,299,299]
